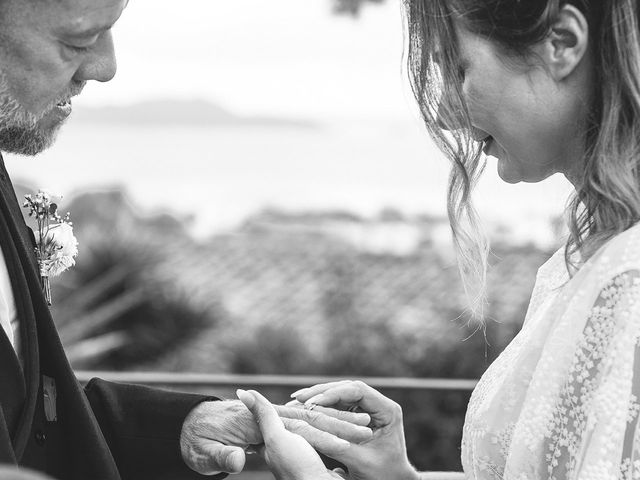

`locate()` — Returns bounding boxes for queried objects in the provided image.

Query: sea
[3,117,572,245]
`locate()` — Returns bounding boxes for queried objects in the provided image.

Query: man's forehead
[30,0,128,33]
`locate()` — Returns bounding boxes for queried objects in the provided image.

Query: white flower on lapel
[42,223,78,277]
[23,189,78,305]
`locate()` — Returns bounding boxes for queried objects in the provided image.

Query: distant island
[71,99,319,129]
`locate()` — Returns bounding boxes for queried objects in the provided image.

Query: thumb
[200,442,246,474]
[237,389,286,439]
[333,467,348,479]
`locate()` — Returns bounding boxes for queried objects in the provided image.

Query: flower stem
[41,274,52,306]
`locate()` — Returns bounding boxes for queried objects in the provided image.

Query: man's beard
[0,71,65,156]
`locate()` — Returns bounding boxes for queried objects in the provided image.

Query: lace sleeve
[545,270,640,480]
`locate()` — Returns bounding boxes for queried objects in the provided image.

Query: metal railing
[75,371,478,391]
[76,371,471,479]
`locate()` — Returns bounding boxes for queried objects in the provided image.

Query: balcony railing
[75,371,478,391]
[76,371,471,479]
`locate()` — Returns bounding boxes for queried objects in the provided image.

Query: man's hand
[237,389,346,480]
[180,400,257,475]
[180,398,373,475]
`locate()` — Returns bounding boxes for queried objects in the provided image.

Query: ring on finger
[304,403,317,411]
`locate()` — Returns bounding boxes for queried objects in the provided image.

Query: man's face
[0,0,127,155]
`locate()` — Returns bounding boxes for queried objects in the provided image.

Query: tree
[332,0,386,16]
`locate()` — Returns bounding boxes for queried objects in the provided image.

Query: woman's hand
[237,389,348,480]
[290,380,419,480]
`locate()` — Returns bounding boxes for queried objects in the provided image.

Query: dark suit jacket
[0,155,220,480]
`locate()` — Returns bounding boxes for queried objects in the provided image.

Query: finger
[277,404,371,427]
[237,389,286,443]
[291,381,354,402]
[282,418,351,459]
[301,382,394,421]
[277,407,372,443]
[199,442,246,474]
[309,405,371,427]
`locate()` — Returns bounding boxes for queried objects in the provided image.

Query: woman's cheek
[464,86,492,127]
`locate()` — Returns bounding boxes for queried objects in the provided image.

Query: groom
[0,0,370,479]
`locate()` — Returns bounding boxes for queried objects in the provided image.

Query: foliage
[332,0,386,16]
[18,187,213,369]
[20,185,555,470]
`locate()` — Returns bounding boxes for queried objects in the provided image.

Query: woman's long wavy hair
[402,0,640,319]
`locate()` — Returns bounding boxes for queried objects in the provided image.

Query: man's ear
[543,4,589,81]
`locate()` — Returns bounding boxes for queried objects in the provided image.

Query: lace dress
[461,223,640,480]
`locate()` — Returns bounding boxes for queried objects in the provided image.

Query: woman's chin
[496,157,523,184]
[496,158,554,184]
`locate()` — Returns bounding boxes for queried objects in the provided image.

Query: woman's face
[450,25,592,184]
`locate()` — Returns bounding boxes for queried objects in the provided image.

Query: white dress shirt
[0,248,19,359]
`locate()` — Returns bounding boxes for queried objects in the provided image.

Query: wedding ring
[245,445,260,455]
[304,403,317,411]
[348,405,360,413]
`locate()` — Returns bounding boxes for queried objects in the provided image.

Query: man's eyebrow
[64,0,129,39]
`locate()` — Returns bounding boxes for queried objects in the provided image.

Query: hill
[71,99,319,129]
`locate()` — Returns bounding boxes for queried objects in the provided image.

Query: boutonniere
[23,190,78,306]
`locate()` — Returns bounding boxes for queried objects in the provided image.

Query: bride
[240,0,640,479]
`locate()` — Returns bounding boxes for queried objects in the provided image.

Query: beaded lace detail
[461,223,640,479]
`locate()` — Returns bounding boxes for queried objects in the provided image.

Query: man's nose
[74,30,118,83]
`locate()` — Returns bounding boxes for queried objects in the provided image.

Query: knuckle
[298,421,314,434]
[209,448,226,468]
[334,409,349,420]
[390,400,403,418]
[352,380,367,390]
[306,411,322,423]
[253,412,265,427]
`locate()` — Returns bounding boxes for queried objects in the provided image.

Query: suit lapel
[0,155,41,460]
[0,317,26,443]
[0,157,121,477]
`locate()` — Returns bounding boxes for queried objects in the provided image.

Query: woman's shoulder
[587,222,640,280]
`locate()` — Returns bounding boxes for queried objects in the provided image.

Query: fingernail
[236,389,254,407]
[285,399,302,407]
[359,426,374,438]
[305,394,324,405]
[357,413,371,424]
[290,389,307,398]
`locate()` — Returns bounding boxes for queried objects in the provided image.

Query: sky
[79,0,413,121]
